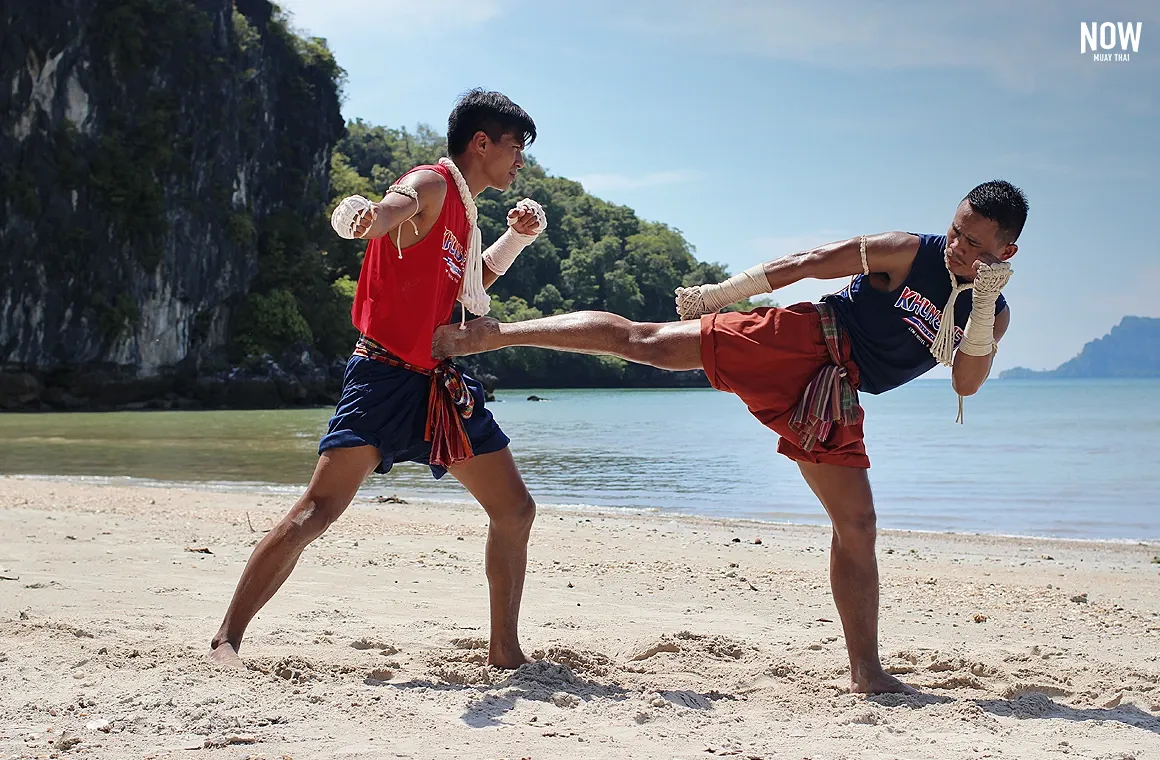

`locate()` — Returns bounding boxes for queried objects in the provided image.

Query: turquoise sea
[1,379,1157,540]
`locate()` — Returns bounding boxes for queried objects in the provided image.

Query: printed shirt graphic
[441,228,466,284]
[351,163,472,370]
[893,282,964,350]
[821,233,1007,395]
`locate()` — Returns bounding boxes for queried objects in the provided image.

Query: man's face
[945,200,1018,280]
[481,132,526,191]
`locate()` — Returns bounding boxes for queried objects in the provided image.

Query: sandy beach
[1,475,1158,759]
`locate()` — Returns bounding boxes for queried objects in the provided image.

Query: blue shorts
[318,356,509,478]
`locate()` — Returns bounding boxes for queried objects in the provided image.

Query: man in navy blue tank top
[432,180,1028,694]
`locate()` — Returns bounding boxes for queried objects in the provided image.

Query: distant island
[1000,316,1160,379]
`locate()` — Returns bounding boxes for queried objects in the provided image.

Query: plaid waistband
[354,335,476,468]
[353,335,430,373]
[788,303,863,452]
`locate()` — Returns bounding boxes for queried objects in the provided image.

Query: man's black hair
[965,180,1029,243]
[448,89,536,155]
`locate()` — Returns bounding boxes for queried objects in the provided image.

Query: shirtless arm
[676,232,921,319]
[763,231,920,290]
[333,169,448,243]
[482,200,547,289]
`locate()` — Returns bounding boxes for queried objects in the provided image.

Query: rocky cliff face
[1,0,344,383]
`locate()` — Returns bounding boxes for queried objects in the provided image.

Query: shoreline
[2,476,1159,758]
[6,472,1159,547]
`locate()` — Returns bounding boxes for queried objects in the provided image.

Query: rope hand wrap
[330,195,376,239]
[438,157,489,323]
[958,261,1011,356]
[929,258,1013,367]
[675,264,771,320]
[483,198,547,276]
[512,197,547,234]
[927,254,1013,424]
[330,185,421,250]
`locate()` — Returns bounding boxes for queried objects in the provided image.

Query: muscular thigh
[447,447,531,518]
[299,445,381,522]
[796,461,875,522]
[631,320,703,372]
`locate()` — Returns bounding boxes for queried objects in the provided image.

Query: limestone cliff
[0,0,344,380]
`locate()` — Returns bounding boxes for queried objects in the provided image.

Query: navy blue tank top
[821,233,1008,395]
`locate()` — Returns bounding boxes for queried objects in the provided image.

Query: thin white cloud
[605,0,1160,89]
[577,170,698,193]
[696,231,849,278]
[748,232,848,257]
[274,0,505,40]
[992,151,1153,180]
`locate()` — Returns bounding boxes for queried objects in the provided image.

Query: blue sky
[278,0,1157,372]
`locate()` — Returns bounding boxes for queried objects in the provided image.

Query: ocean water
[1,379,1157,540]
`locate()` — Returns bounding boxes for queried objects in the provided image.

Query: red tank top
[351,163,471,370]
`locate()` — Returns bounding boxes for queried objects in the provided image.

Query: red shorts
[700,304,869,468]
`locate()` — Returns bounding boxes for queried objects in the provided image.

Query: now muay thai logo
[894,287,964,349]
[1081,22,1142,62]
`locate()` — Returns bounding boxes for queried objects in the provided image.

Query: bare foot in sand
[850,669,916,695]
[208,642,245,670]
[489,646,533,670]
[432,317,501,359]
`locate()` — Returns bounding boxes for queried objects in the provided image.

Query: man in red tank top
[209,90,546,671]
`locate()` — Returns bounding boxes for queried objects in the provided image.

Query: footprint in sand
[675,631,749,660]
[626,631,750,663]
[1009,691,1059,718]
[1003,683,1072,699]
[551,692,580,708]
[250,655,330,684]
[350,638,399,655]
[841,709,883,725]
[532,646,613,676]
[892,651,1004,680]
[628,639,681,661]
[364,668,393,684]
[450,636,488,650]
[928,675,987,690]
[431,662,492,685]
